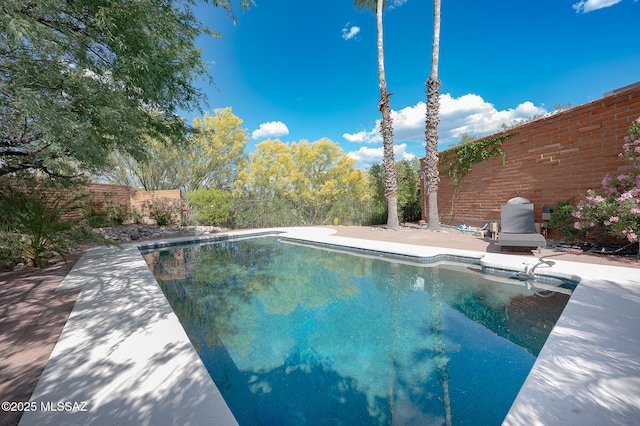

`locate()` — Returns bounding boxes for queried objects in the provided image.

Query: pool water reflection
[143,237,570,425]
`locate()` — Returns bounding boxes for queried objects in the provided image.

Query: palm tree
[424,0,442,230]
[355,0,400,230]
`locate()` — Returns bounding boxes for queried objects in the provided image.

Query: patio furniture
[457,223,488,236]
[498,203,546,252]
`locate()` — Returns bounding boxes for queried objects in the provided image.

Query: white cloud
[342,93,549,151]
[347,143,417,169]
[389,0,408,9]
[572,0,622,13]
[251,121,289,140]
[343,128,380,144]
[341,24,360,40]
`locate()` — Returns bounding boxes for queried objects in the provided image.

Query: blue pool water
[142,236,570,425]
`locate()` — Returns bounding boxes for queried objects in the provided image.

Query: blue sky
[189,0,640,168]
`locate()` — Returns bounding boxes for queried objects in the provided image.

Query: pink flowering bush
[139,197,189,226]
[573,117,640,246]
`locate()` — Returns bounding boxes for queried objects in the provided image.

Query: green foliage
[130,206,144,225]
[105,135,189,191]
[80,191,129,227]
[395,159,422,222]
[364,202,389,226]
[571,118,640,247]
[96,192,129,225]
[449,133,478,148]
[0,228,21,266]
[228,199,386,228]
[139,197,188,226]
[236,138,369,204]
[499,104,571,131]
[367,164,386,203]
[0,177,88,268]
[102,108,249,192]
[186,109,249,191]
[441,134,513,223]
[187,189,233,225]
[1,0,251,178]
[442,134,514,187]
[547,199,582,240]
[82,207,110,229]
[367,159,421,222]
[234,138,371,226]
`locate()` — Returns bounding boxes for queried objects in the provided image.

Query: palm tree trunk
[377,0,400,230]
[425,0,441,230]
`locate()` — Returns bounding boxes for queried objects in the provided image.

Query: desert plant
[139,197,187,226]
[0,227,21,267]
[103,192,129,225]
[0,178,88,268]
[130,206,143,224]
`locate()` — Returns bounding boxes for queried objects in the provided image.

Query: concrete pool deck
[12,226,640,425]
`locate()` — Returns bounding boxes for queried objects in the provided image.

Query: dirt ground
[0,253,82,426]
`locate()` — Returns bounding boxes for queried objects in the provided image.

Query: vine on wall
[440,133,514,223]
[441,134,514,187]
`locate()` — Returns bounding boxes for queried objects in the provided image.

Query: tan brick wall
[87,183,134,216]
[422,84,640,227]
[75,185,182,220]
[130,189,183,209]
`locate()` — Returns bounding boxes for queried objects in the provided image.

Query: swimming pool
[143,236,571,425]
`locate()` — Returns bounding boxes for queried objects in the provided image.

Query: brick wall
[130,189,183,209]
[81,185,182,219]
[87,183,134,216]
[421,83,640,228]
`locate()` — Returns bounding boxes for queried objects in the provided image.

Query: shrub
[83,205,110,228]
[130,206,143,224]
[104,192,129,225]
[84,192,129,227]
[139,197,187,226]
[187,189,232,225]
[548,199,582,241]
[572,117,640,248]
[0,178,89,268]
[0,228,21,267]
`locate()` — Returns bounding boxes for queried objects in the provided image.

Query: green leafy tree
[236,139,296,198]
[186,108,248,191]
[102,108,248,191]
[105,135,188,190]
[236,138,368,203]
[395,159,421,222]
[368,159,421,222]
[0,0,251,178]
[291,139,369,203]
[367,164,386,203]
[450,133,477,148]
